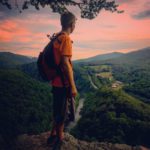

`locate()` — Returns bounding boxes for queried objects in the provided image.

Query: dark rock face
[15,132,149,150]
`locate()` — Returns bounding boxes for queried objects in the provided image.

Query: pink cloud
[0,19,32,43]
[0,30,13,42]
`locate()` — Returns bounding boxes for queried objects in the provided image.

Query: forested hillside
[0,52,36,68]
[78,47,150,102]
[0,47,150,148]
[70,47,150,147]
[71,88,150,147]
[0,69,53,141]
[19,62,41,81]
[74,52,123,64]
[19,62,94,96]
[111,47,150,102]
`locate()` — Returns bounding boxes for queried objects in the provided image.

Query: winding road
[88,74,98,90]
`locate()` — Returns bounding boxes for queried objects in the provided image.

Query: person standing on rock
[47,12,77,146]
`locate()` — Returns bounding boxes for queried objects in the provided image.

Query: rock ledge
[16,132,149,150]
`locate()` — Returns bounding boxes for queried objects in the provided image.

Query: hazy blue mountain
[0,52,37,68]
[90,47,150,66]
[74,52,124,63]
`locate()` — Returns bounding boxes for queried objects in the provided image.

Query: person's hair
[60,12,76,29]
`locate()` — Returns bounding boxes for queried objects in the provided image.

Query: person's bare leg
[50,121,57,136]
[47,121,57,146]
[56,122,65,141]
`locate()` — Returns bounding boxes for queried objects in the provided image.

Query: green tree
[0,0,123,19]
[0,69,53,149]
[71,88,150,147]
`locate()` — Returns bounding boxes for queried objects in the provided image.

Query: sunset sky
[0,0,150,60]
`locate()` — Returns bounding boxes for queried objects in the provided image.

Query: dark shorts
[51,86,70,124]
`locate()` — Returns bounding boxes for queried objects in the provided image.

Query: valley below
[0,47,150,149]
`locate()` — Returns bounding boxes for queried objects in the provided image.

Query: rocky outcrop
[15,132,149,150]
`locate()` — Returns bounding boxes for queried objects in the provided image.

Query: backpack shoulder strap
[51,32,65,41]
[52,32,67,46]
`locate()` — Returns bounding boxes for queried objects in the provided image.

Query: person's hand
[71,86,77,98]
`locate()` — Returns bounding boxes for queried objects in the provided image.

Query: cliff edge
[15,132,149,150]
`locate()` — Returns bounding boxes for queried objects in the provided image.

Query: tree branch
[0,0,124,19]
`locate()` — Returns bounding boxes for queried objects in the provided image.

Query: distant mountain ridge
[0,47,149,68]
[0,52,37,68]
[77,47,150,65]
[104,47,150,66]
[74,52,124,63]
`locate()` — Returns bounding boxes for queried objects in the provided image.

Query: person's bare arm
[61,56,77,97]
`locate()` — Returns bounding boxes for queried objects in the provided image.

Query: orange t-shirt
[50,32,73,87]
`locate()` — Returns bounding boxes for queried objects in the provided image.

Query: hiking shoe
[47,135,57,146]
[52,138,64,149]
